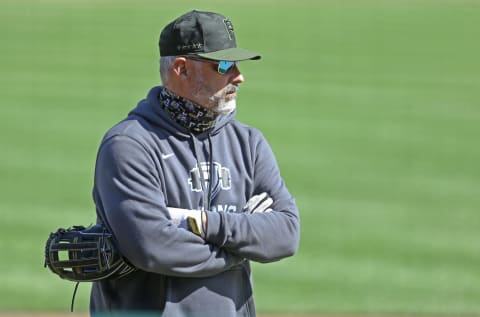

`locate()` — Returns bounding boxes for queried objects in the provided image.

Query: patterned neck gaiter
[159,88,217,134]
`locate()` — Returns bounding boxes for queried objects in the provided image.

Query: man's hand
[243,192,273,213]
[187,210,206,237]
[167,207,206,237]
[167,192,273,238]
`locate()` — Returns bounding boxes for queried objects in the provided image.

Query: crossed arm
[94,135,300,277]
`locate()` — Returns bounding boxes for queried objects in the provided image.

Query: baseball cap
[159,10,261,61]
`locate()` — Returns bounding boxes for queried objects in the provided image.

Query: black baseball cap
[159,10,261,61]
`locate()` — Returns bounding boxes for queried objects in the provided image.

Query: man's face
[186,59,244,114]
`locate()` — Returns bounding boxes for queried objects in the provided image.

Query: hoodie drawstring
[189,133,214,212]
[207,134,214,210]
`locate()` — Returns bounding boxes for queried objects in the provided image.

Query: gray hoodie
[90,86,300,317]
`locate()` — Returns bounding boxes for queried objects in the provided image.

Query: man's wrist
[201,210,225,246]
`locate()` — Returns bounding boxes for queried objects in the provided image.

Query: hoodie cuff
[204,210,225,246]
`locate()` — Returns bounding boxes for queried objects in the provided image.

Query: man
[90,10,300,317]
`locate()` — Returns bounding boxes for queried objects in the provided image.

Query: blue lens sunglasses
[182,56,237,75]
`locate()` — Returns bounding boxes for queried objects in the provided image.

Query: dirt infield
[0,312,330,317]
[0,312,454,317]
[0,314,439,317]
[0,312,332,317]
[0,314,330,317]
[0,312,338,317]
[6,311,426,317]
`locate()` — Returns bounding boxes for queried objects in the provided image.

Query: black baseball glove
[44,224,135,282]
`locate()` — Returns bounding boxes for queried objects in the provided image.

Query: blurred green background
[1,0,479,315]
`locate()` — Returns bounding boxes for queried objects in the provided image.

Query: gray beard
[209,84,238,115]
[212,98,236,115]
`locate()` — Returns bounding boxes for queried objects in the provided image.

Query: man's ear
[172,57,188,77]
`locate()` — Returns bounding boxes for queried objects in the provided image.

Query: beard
[188,62,239,115]
[208,84,238,115]
[206,98,236,115]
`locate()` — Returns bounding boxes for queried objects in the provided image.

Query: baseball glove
[44,224,135,282]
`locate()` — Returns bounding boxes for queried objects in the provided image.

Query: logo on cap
[177,42,203,52]
[223,19,234,40]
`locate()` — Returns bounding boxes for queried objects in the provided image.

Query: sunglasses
[182,56,237,75]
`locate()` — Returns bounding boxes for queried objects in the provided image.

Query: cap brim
[197,47,261,61]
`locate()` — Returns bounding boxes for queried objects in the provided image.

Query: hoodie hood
[129,86,236,140]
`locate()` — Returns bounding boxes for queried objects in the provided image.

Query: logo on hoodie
[188,162,231,199]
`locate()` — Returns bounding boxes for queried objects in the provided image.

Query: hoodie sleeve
[94,135,243,277]
[204,133,300,263]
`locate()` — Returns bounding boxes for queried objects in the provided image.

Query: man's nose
[230,65,244,84]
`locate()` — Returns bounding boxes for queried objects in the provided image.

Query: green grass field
[1,0,480,315]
